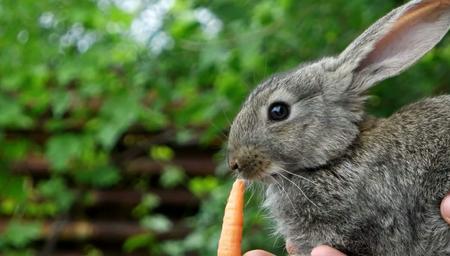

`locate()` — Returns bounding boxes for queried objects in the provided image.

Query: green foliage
[159,165,186,188]
[123,233,156,253]
[150,145,175,161]
[0,171,28,202]
[74,165,121,187]
[141,215,172,233]
[0,0,448,255]
[0,220,42,249]
[189,176,220,198]
[37,177,75,212]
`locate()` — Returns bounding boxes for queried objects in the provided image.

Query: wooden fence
[3,129,221,255]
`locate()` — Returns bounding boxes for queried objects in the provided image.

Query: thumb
[311,245,347,256]
[441,193,450,224]
[243,250,276,256]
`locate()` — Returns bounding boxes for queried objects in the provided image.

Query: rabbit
[227,0,450,255]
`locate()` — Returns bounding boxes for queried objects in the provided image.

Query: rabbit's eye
[268,102,290,121]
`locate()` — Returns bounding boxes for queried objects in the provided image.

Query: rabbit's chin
[238,171,274,183]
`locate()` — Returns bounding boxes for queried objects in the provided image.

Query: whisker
[220,107,233,128]
[277,166,318,186]
[245,184,256,207]
[272,233,283,250]
[209,121,229,140]
[270,176,302,220]
[247,180,271,227]
[277,172,319,208]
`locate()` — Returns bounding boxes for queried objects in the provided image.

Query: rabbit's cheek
[241,155,272,179]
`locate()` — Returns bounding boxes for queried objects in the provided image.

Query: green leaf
[159,165,185,188]
[1,139,30,161]
[132,193,161,218]
[150,145,174,161]
[37,178,75,212]
[1,220,42,248]
[188,176,219,197]
[160,240,185,256]
[0,171,27,201]
[141,194,160,210]
[51,90,71,118]
[45,134,83,172]
[123,233,155,253]
[140,215,172,233]
[0,199,17,215]
[96,91,140,149]
[175,129,194,144]
[0,250,35,256]
[139,108,169,131]
[0,95,33,128]
[74,165,121,188]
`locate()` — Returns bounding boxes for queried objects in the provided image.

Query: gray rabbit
[227,0,450,255]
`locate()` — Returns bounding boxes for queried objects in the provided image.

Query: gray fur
[227,1,450,255]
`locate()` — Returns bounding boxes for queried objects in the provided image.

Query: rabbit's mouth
[237,163,284,183]
[237,166,272,180]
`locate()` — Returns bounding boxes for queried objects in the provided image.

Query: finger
[286,239,297,255]
[441,193,450,224]
[311,245,347,256]
[243,250,276,256]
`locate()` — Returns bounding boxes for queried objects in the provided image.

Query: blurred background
[0,0,449,255]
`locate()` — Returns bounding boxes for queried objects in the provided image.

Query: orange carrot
[217,179,245,256]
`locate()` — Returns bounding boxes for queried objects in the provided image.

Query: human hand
[244,193,450,256]
[441,193,450,224]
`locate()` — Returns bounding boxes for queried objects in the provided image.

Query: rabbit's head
[228,0,450,180]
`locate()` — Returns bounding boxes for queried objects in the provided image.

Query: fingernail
[441,193,450,223]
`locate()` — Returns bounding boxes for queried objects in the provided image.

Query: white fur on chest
[263,184,310,244]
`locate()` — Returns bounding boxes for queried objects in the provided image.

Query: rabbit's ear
[338,0,450,92]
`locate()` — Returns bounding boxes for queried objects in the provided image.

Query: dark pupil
[269,103,289,121]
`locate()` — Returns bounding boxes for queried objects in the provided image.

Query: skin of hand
[244,194,450,256]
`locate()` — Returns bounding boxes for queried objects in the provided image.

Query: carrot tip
[217,179,246,256]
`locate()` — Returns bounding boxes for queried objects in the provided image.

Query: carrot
[217,179,245,256]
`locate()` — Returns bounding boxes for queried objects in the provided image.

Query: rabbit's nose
[229,158,240,171]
